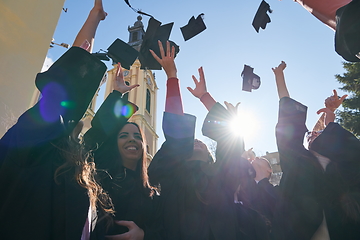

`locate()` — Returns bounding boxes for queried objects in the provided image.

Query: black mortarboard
[252,0,272,33]
[139,18,179,70]
[35,47,106,132]
[241,65,261,92]
[181,14,206,41]
[107,38,139,69]
[335,0,360,62]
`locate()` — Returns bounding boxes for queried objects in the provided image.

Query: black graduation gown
[92,167,162,240]
[274,97,360,240]
[273,97,325,240]
[0,47,106,240]
[149,103,258,240]
[203,103,270,240]
[83,93,162,240]
[251,178,280,225]
[311,122,360,240]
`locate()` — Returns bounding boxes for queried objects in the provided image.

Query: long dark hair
[53,135,114,214]
[124,122,154,194]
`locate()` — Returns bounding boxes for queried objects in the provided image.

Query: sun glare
[229,110,260,141]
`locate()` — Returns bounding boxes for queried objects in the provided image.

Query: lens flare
[122,104,135,118]
[229,110,259,141]
[114,100,124,118]
[114,101,135,118]
[39,82,67,123]
[60,101,75,108]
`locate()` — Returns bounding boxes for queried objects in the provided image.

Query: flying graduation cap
[181,14,207,41]
[92,38,139,70]
[139,17,180,70]
[252,0,272,33]
[241,65,261,92]
[107,39,139,69]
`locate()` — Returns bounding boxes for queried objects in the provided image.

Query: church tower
[104,16,159,159]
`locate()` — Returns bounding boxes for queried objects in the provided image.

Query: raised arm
[113,62,139,94]
[83,63,139,149]
[272,61,289,99]
[1,1,108,164]
[324,89,347,112]
[148,42,196,185]
[150,40,183,115]
[72,0,107,52]
[187,67,216,111]
[312,89,347,131]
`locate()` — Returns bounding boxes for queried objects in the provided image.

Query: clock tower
[103,16,158,159]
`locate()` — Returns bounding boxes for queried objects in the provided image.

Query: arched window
[131,32,138,42]
[122,81,130,101]
[146,89,151,113]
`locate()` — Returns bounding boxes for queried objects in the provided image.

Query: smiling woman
[83,64,162,240]
[117,122,145,171]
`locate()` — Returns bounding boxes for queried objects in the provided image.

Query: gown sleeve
[275,97,309,173]
[148,112,196,186]
[0,47,106,167]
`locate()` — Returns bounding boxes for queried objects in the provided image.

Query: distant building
[0,0,65,137]
[262,151,282,185]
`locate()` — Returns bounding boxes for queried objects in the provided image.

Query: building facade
[0,0,65,137]
[263,151,282,185]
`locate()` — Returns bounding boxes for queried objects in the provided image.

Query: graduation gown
[149,103,258,240]
[83,93,162,240]
[274,97,360,240]
[0,47,106,239]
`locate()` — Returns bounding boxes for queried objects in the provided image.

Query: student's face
[190,139,211,162]
[251,157,271,178]
[117,123,144,164]
[193,139,207,152]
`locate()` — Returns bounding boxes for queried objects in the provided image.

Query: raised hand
[272,61,289,99]
[105,221,144,240]
[187,66,207,99]
[271,61,287,75]
[241,148,255,162]
[224,101,241,117]
[92,0,107,21]
[113,63,139,94]
[72,0,108,52]
[317,107,336,126]
[324,89,347,112]
[149,40,177,78]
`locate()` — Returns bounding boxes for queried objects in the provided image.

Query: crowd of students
[1,0,360,239]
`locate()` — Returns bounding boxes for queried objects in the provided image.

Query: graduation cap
[139,17,180,70]
[241,65,261,92]
[335,0,360,62]
[181,14,207,41]
[106,38,139,69]
[252,0,272,33]
[91,39,139,70]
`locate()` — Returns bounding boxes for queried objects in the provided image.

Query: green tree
[335,62,360,137]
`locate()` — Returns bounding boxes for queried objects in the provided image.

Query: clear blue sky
[47,0,348,156]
